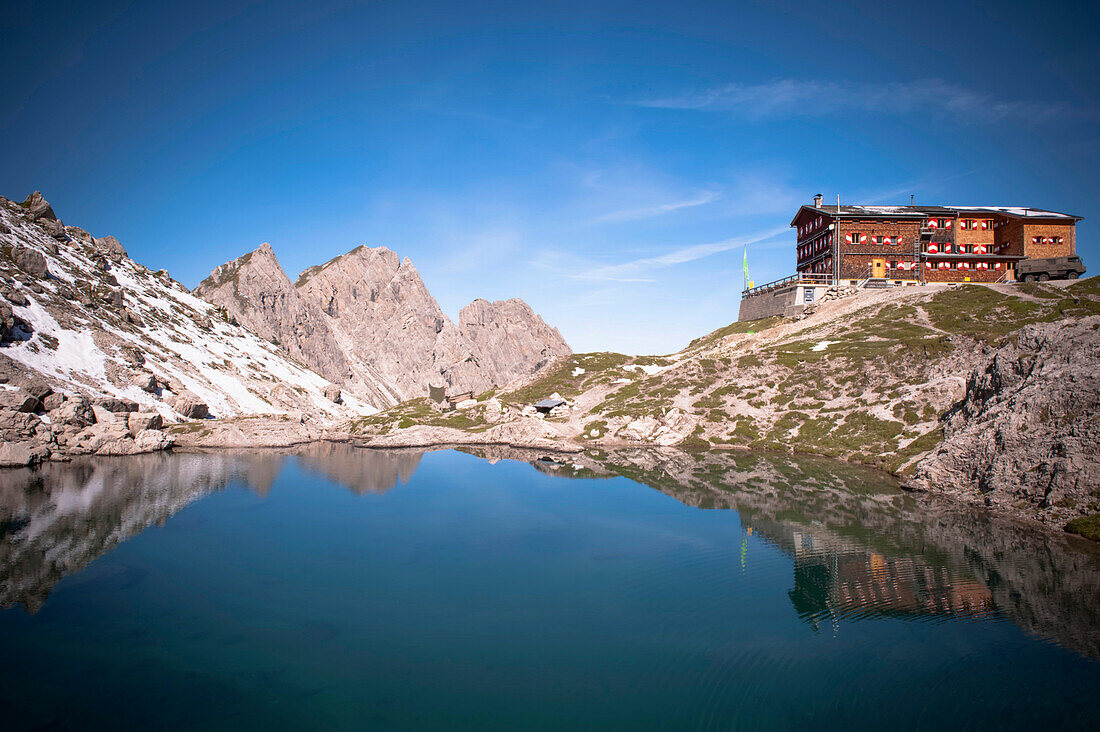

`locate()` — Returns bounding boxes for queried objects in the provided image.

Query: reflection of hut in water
[749,521,995,631]
[789,551,995,630]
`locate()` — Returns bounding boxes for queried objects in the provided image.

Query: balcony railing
[742,273,832,297]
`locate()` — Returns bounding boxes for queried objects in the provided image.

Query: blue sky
[2,0,1097,354]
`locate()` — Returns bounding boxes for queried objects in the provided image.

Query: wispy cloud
[638,79,1078,123]
[591,190,720,223]
[572,226,790,282]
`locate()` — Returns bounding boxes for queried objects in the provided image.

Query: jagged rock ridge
[201,243,571,407]
[193,243,350,384]
[459,297,571,388]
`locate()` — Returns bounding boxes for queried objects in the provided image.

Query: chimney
[813,193,823,208]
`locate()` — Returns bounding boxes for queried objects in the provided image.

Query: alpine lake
[0,444,1097,730]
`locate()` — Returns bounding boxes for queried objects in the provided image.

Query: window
[950,262,957,269]
[961,219,975,230]
[874,235,884,245]
[890,260,897,269]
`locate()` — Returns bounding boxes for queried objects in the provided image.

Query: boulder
[0,408,40,440]
[11,246,48,277]
[21,380,52,403]
[94,396,139,413]
[0,440,49,468]
[119,345,146,367]
[53,395,95,429]
[124,309,144,326]
[323,384,343,404]
[0,302,13,340]
[67,422,130,455]
[127,412,163,435]
[39,218,66,240]
[93,235,128,262]
[103,289,124,309]
[1,288,27,306]
[134,372,158,393]
[20,191,56,222]
[173,392,209,419]
[133,428,173,453]
[42,392,66,412]
[65,226,94,244]
[91,404,120,425]
[0,389,40,413]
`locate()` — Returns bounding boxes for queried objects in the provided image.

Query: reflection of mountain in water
[473,446,1100,658]
[0,452,244,613]
[294,443,421,495]
[4,443,1098,658]
[0,444,422,612]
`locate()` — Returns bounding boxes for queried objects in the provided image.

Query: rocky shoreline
[1,373,173,468]
[2,391,1096,542]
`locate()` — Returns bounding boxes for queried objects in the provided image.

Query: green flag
[743,246,749,280]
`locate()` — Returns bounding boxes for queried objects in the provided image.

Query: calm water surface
[0,445,1098,730]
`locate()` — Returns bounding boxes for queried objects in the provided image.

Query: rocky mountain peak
[20,191,56,222]
[191,237,571,407]
[193,242,351,384]
[294,244,477,401]
[459,298,572,386]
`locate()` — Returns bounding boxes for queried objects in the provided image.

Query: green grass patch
[350,397,490,433]
[502,352,630,406]
[686,316,785,351]
[1065,514,1100,542]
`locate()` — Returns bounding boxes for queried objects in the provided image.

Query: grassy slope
[579,279,1100,471]
[351,279,1100,473]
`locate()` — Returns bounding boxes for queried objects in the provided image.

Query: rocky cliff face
[908,316,1100,525]
[289,245,570,405]
[193,243,350,384]
[459,298,571,387]
[295,246,481,402]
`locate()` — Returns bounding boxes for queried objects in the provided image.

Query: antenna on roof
[910,194,914,205]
